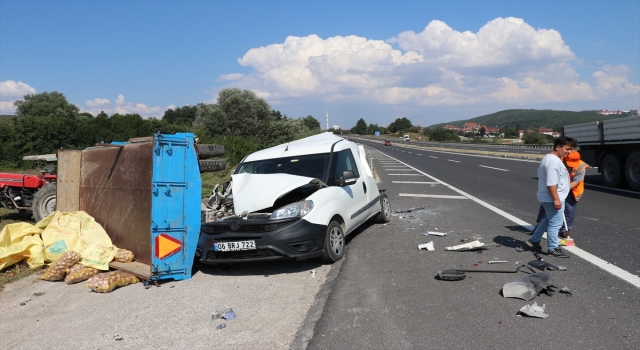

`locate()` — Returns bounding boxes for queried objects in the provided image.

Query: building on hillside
[519,130,525,139]
[630,108,638,116]
[443,125,460,131]
[551,132,561,138]
[537,127,554,135]
[462,122,479,130]
[581,109,626,115]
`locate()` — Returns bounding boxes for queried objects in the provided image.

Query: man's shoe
[526,239,542,251]
[549,248,570,258]
[559,231,571,239]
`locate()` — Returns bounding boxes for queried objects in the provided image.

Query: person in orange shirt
[532,148,588,239]
[559,150,589,238]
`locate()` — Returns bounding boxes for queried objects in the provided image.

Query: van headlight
[269,200,314,220]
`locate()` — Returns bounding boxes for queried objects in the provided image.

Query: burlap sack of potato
[64,263,100,284]
[114,248,135,263]
[40,251,81,281]
[86,271,139,293]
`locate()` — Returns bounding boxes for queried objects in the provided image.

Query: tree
[193,88,273,144]
[302,115,321,130]
[351,118,368,134]
[14,91,79,118]
[521,131,549,144]
[388,117,413,133]
[479,126,486,137]
[163,105,197,126]
[424,128,460,142]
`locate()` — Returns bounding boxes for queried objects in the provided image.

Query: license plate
[214,240,256,252]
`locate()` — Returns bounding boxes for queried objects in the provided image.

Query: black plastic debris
[503,272,558,301]
[528,260,561,271]
[437,264,535,281]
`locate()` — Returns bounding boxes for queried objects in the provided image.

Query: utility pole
[326,112,329,131]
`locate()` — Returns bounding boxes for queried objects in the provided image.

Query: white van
[403,135,410,142]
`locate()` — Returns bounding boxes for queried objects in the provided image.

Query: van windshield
[237,153,331,181]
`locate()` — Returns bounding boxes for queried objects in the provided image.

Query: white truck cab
[403,134,410,142]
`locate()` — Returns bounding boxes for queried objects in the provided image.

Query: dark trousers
[535,192,578,233]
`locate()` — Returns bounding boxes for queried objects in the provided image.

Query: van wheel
[321,221,345,263]
[375,193,391,223]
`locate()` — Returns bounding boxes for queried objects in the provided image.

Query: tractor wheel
[199,159,227,172]
[32,182,57,222]
[197,144,225,158]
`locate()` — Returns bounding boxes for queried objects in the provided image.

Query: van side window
[331,149,360,184]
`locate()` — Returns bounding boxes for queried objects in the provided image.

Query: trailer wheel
[32,182,56,222]
[601,154,624,188]
[197,144,225,159]
[625,152,640,191]
[199,159,226,172]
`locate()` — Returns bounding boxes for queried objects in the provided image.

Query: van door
[329,149,369,233]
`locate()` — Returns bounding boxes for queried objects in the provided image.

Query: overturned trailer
[57,133,201,282]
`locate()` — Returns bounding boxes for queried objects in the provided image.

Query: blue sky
[1,0,638,129]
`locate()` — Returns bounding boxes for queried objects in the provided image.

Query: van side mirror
[337,170,357,186]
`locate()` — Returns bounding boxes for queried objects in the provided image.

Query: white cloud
[80,94,169,118]
[593,65,640,97]
[219,17,638,110]
[0,80,37,101]
[84,97,111,107]
[0,101,16,114]
[0,80,37,114]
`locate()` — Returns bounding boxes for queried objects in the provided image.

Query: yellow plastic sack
[0,222,45,270]
[41,211,116,270]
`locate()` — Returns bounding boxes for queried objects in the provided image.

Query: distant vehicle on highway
[384,139,392,146]
[403,134,410,142]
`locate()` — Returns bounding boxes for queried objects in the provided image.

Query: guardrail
[349,135,552,149]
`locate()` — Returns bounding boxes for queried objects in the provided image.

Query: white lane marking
[477,148,487,150]
[429,156,438,158]
[408,152,412,153]
[377,149,640,288]
[400,193,468,199]
[393,181,439,184]
[417,154,422,155]
[524,151,539,153]
[383,166,407,168]
[585,183,640,194]
[448,159,461,163]
[479,165,509,172]
[386,169,414,171]
[388,174,424,176]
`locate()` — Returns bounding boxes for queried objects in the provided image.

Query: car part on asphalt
[518,302,549,318]
[488,261,508,264]
[418,241,434,251]
[528,260,562,271]
[437,264,535,281]
[445,240,492,251]
[426,231,447,236]
[502,272,558,301]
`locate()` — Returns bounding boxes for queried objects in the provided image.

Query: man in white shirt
[527,136,574,258]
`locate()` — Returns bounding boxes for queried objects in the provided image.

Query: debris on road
[515,246,525,252]
[212,308,236,321]
[488,261,507,264]
[518,302,549,318]
[114,335,123,341]
[503,273,557,301]
[560,287,573,297]
[528,260,561,271]
[426,231,447,236]
[311,269,316,279]
[445,240,492,251]
[418,242,435,251]
[215,323,226,330]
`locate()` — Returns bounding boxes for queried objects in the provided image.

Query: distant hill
[0,114,15,118]
[428,109,629,130]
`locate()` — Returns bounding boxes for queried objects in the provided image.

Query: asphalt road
[303,141,640,350]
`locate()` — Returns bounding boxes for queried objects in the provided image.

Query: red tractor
[0,154,57,222]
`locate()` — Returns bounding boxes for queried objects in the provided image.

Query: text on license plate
[214,240,256,252]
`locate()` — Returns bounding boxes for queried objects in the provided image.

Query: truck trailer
[562,115,640,191]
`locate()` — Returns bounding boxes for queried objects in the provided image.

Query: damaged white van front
[196,132,391,264]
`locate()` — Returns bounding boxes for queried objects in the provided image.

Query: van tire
[321,221,345,263]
